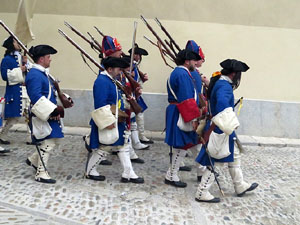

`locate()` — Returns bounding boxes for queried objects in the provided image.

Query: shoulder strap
[46,76,52,100]
[167,77,178,101]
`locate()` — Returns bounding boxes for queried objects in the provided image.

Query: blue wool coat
[0,54,23,118]
[196,79,236,165]
[133,63,147,112]
[25,67,64,140]
[190,70,202,95]
[89,72,126,149]
[165,66,200,150]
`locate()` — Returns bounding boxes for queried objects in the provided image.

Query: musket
[157,41,174,69]
[58,29,142,114]
[154,17,181,52]
[164,39,177,57]
[0,20,32,57]
[136,68,148,83]
[94,26,105,37]
[129,21,138,75]
[87,32,102,52]
[64,21,102,53]
[121,70,141,100]
[140,15,176,62]
[143,35,169,56]
[0,20,72,108]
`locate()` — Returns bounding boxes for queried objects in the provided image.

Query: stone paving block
[0,131,299,225]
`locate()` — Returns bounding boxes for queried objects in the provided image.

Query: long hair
[206,75,221,99]
[4,48,15,56]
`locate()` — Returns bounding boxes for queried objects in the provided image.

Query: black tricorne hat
[128,43,148,56]
[29,45,57,58]
[102,57,130,70]
[177,49,201,61]
[220,59,249,73]
[2,36,14,49]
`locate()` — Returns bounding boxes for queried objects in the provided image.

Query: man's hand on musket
[59,93,74,108]
[20,65,27,72]
[126,95,135,101]
[22,55,28,64]
[136,86,142,95]
[50,105,64,120]
[130,70,135,78]
[143,73,149,82]
[106,123,115,130]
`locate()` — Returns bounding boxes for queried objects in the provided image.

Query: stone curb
[7,123,300,148]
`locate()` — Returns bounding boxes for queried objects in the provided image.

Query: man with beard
[183,40,209,180]
[83,35,145,165]
[164,49,201,188]
[101,36,146,159]
[195,59,258,203]
[85,56,144,183]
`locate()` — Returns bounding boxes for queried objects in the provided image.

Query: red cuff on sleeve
[177,98,200,122]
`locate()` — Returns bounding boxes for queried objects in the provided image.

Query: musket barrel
[58,29,104,71]
[0,20,32,58]
[94,26,105,37]
[155,17,181,52]
[64,21,101,53]
[140,15,176,61]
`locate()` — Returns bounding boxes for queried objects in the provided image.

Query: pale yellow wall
[0,0,300,102]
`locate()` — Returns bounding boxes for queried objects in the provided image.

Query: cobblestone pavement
[0,131,299,225]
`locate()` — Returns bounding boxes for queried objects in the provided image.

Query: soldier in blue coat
[85,57,144,183]
[164,49,201,188]
[25,45,65,184]
[128,44,154,145]
[195,59,258,203]
[184,40,209,178]
[0,36,31,144]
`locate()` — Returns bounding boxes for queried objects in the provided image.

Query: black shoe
[0,149,10,154]
[164,179,187,188]
[35,177,56,184]
[99,160,112,166]
[121,177,144,184]
[195,197,220,203]
[135,145,150,150]
[0,139,10,145]
[140,139,154,144]
[111,151,118,155]
[237,183,259,197]
[179,166,192,171]
[197,176,202,182]
[26,159,37,170]
[85,174,106,181]
[131,158,145,164]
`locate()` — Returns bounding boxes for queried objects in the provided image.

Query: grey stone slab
[0,131,299,225]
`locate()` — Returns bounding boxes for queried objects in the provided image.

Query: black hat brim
[220,59,249,72]
[128,47,148,56]
[29,45,57,58]
[103,57,130,69]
